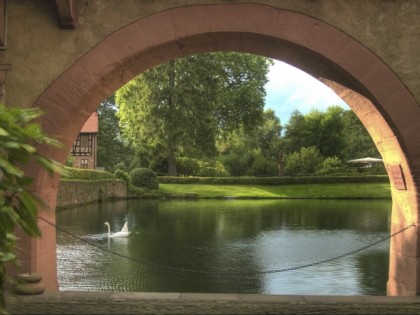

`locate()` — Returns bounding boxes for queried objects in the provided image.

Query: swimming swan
[104,221,130,238]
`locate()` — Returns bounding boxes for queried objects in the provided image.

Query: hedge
[61,167,115,180]
[130,168,159,189]
[158,175,390,185]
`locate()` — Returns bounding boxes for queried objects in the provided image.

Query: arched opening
[17,4,420,295]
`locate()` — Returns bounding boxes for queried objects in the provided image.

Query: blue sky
[264,60,349,124]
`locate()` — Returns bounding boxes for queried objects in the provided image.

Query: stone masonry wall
[56,180,127,209]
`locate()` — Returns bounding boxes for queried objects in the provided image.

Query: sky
[264,60,349,124]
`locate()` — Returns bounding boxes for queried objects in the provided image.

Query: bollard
[14,273,45,295]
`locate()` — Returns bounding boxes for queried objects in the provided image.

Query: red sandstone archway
[20,4,420,295]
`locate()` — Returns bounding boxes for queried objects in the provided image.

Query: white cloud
[265,60,349,124]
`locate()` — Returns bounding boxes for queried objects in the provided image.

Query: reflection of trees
[278,199,390,232]
[126,200,267,293]
[355,251,389,295]
[56,198,391,293]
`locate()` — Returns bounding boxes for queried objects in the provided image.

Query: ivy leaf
[0,158,24,177]
[0,252,16,262]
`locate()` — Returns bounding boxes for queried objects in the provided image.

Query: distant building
[70,112,98,169]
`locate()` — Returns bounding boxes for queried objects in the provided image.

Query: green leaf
[0,127,9,136]
[0,252,16,262]
[0,158,24,177]
[19,143,36,153]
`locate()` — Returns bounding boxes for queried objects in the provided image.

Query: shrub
[130,167,159,189]
[115,162,127,172]
[317,156,345,175]
[177,158,228,177]
[158,175,389,185]
[285,146,323,176]
[114,169,130,185]
[177,157,200,176]
[219,151,256,176]
[65,156,74,167]
[197,160,228,177]
[61,167,115,180]
[248,156,278,177]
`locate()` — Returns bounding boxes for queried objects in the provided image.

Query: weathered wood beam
[55,0,77,29]
[0,0,6,47]
[0,63,11,103]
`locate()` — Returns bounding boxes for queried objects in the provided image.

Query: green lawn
[159,182,391,199]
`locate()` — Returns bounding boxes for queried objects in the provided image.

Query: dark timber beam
[0,0,6,47]
[55,0,77,29]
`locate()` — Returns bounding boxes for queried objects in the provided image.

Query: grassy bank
[159,182,391,199]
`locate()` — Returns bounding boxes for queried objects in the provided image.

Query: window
[81,159,88,169]
[80,134,89,148]
[71,134,94,156]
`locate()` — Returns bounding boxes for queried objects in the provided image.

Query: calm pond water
[56,199,391,295]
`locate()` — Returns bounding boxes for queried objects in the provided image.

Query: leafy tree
[248,155,278,176]
[116,52,271,176]
[96,96,133,172]
[0,105,62,310]
[255,109,283,161]
[284,146,323,176]
[283,110,307,154]
[218,148,258,176]
[315,106,345,158]
[284,107,344,158]
[177,157,228,177]
[217,109,282,176]
[341,110,380,161]
[317,156,345,175]
[130,168,159,189]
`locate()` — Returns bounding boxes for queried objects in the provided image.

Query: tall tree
[341,110,379,160]
[283,106,344,158]
[255,109,283,160]
[217,109,282,176]
[96,96,133,171]
[283,110,307,154]
[116,52,271,175]
[314,106,345,158]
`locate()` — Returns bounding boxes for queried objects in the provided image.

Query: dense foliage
[281,107,382,176]
[159,175,389,185]
[116,52,271,176]
[176,157,228,177]
[217,109,282,176]
[61,167,115,180]
[95,53,382,178]
[114,169,131,185]
[0,105,62,310]
[96,96,133,172]
[130,168,159,189]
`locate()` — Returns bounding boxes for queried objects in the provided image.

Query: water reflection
[56,199,391,295]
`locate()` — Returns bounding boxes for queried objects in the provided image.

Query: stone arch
[21,4,420,295]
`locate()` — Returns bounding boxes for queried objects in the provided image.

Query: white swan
[104,221,130,238]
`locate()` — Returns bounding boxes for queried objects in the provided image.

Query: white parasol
[347,157,383,164]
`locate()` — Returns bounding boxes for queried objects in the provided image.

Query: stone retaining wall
[56,180,127,209]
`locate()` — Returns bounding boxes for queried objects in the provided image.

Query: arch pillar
[323,79,420,295]
[7,166,61,291]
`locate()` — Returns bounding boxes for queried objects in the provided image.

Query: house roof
[80,112,98,133]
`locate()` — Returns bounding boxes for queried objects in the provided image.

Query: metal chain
[39,216,415,276]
